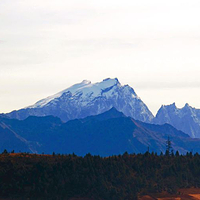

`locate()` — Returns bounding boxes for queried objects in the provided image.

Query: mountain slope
[1,108,200,156]
[4,78,154,123]
[0,117,38,153]
[154,103,200,138]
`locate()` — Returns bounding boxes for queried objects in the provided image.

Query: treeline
[0,151,200,200]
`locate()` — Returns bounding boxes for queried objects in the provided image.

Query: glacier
[5,78,154,123]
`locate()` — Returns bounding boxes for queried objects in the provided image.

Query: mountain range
[1,78,200,155]
[1,108,200,155]
[3,78,200,138]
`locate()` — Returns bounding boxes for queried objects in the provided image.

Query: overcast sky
[0,0,200,115]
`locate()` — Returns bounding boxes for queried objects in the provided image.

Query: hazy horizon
[1,0,200,115]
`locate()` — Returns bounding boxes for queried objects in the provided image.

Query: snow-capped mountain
[5,78,154,122]
[154,103,200,138]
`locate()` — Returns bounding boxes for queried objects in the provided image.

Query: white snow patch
[28,78,123,108]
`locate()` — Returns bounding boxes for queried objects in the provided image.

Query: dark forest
[0,151,200,200]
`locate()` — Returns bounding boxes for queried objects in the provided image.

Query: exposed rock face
[154,103,200,138]
[5,78,154,123]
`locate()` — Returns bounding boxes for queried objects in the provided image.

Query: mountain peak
[82,107,126,122]
[101,78,120,87]
[103,77,119,83]
[30,78,122,109]
[167,102,176,108]
[160,103,177,110]
[154,102,200,138]
[81,80,91,84]
[160,103,193,111]
[184,103,190,108]
[168,103,177,110]
[6,78,154,123]
[104,107,125,117]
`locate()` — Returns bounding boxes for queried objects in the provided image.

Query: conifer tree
[166,136,172,156]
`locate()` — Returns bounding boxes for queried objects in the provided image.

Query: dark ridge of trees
[0,151,200,200]
[166,136,173,156]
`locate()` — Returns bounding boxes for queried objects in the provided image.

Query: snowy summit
[5,78,154,122]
